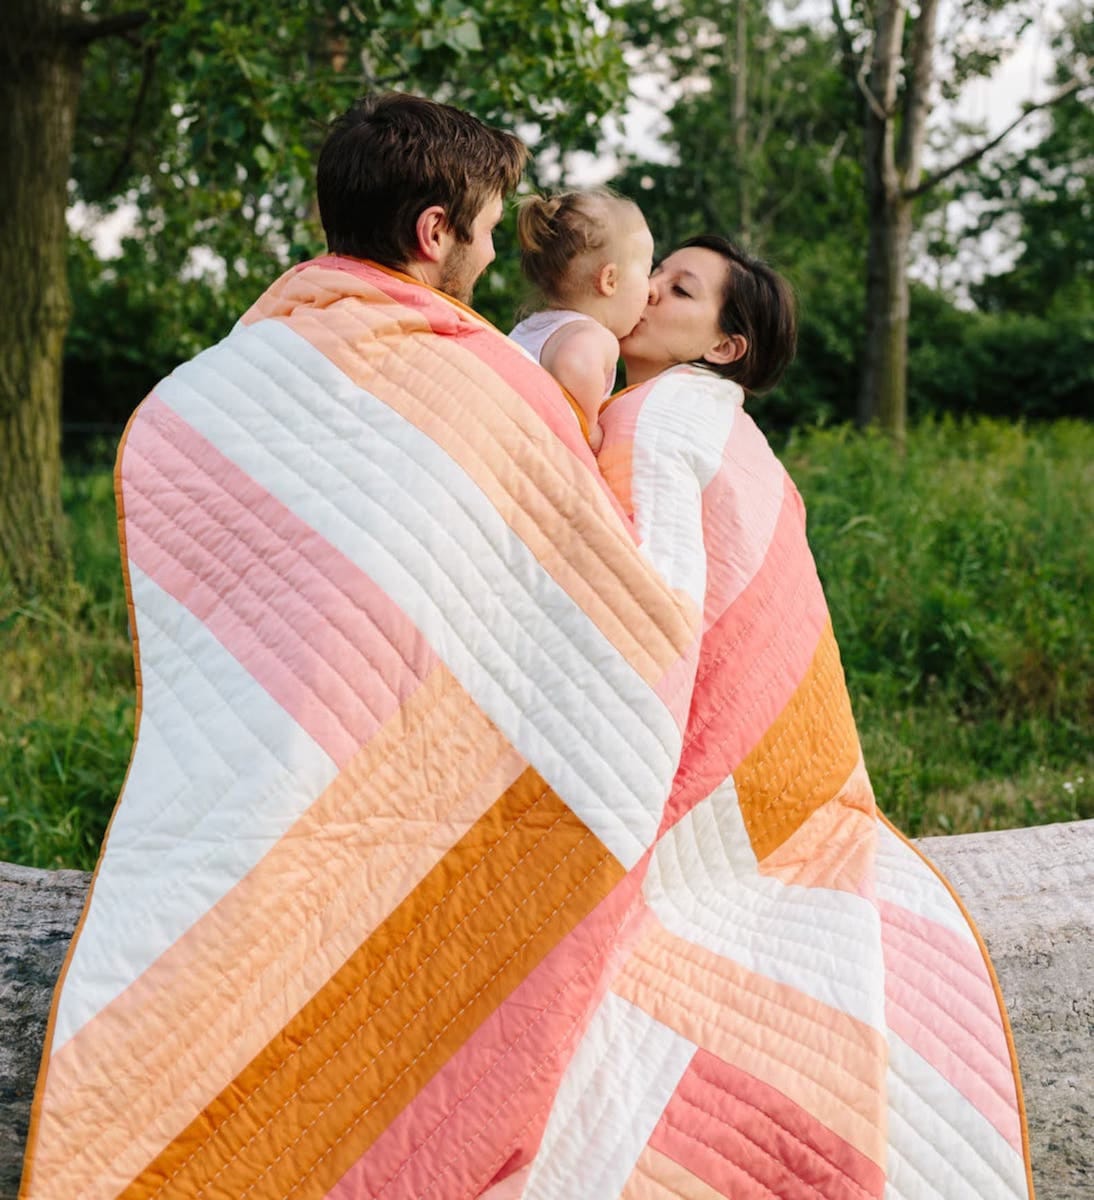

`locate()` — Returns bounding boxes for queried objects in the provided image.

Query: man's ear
[595,261,619,297]
[413,205,451,265]
[703,333,747,367]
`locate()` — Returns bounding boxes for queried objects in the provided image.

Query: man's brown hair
[317,92,527,268]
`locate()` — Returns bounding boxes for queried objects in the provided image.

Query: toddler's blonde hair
[516,188,642,305]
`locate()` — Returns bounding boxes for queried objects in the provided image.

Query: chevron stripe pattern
[20,271,1030,1199]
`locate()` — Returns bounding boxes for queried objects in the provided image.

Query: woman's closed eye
[672,283,692,298]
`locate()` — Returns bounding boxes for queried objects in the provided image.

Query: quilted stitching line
[331,302,695,666]
[273,836,611,1199]
[579,1017,691,1200]
[652,824,880,968]
[882,907,1006,1030]
[182,336,673,846]
[413,914,635,1200]
[659,1107,781,1200]
[687,1052,879,1200]
[113,680,493,1144]
[883,975,1013,1111]
[104,590,305,921]
[378,890,648,1200]
[886,1053,1023,1200]
[621,941,882,1112]
[127,439,410,750]
[152,784,559,1197]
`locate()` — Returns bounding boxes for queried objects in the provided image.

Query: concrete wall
[2,820,1091,1198]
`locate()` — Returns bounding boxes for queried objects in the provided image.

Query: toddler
[509,189,654,451]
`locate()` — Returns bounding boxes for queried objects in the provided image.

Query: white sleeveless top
[509,310,616,398]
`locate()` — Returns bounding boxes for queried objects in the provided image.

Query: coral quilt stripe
[122,395,436,766]
[735,621,861,862]
[613,923,887,1165]
[650,1049,885,1199]
[122,775,622,1199]
[35,667,522,1199]
[661,475,829,832]
[337,872,651,1200]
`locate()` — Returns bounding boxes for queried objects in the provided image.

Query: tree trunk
[856,0,908,444]
[0,0,84,595]
[859,189,911,446]
[732,0,750,243]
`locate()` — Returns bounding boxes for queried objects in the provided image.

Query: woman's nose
[647,277,660,304]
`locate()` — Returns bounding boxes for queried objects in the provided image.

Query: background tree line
[2,0,1092,597]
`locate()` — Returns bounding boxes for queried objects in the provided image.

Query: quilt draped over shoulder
[21,266,1030,1199]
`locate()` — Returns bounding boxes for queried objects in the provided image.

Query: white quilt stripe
[630,370,738,613]
[155,319,681,867]
[645,778,887,1028]
[876,825,978,944]
[885,1034,1029,1200]
[52,566,339,1051]
[524,992,696,1200]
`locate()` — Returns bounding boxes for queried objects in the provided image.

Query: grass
[1,417,1091,868]
[781,417,1094,834]
[1,470,135,869]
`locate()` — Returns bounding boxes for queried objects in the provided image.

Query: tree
[615,0,864,257]
[0,0,627,596]
[830,0,1089,443]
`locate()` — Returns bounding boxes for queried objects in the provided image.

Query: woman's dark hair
[317,92,527,268]
[679,234,797,394]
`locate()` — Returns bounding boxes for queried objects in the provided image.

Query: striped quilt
[20,261,1030,1199]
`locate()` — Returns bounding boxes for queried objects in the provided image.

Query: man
[20,94,698,1199]
[316,92,522,305]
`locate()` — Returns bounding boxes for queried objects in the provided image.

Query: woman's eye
[673,285,691,298]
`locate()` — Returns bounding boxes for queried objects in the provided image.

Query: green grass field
[2,417,1091,869]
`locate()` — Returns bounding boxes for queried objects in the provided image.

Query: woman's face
[619,246,731,383]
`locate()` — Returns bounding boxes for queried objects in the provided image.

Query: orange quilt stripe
[735,620,861,862]
[123,773,622,1200]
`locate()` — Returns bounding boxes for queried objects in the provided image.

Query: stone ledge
[2,821,1091,1198]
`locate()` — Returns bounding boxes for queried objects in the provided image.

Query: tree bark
[855,0,909,442]
[0,0,85,594]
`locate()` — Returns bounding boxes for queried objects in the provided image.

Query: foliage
[612,3,865,256]
[66,0,627,344]
[5,422,1091,866]
[782,417,1094,833]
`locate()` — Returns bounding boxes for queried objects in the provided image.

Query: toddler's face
[608,219,655,338]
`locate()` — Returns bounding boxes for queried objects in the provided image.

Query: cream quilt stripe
[525,992,696,1200]
[628,370,738,614]
[645,778,887,1029]
[52,565,338,1050]
[875,825,979,943]
[154,319,681,868]
[884,1035,1029,1200]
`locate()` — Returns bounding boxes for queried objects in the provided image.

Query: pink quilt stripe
[122,394,436,767]
[327,866,649,1200]
[880,900,1022,1150]
[700,411,787,631]
[651,1049,884,1200]
[662,475,829,832]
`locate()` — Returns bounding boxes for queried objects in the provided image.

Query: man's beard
[438,242,477,306]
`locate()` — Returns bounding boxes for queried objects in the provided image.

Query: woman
[519,238,1033,1199]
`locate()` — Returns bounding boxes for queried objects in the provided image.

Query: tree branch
[59,10,148,47]
[103,43,159,194]
[903,80,1082,199]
